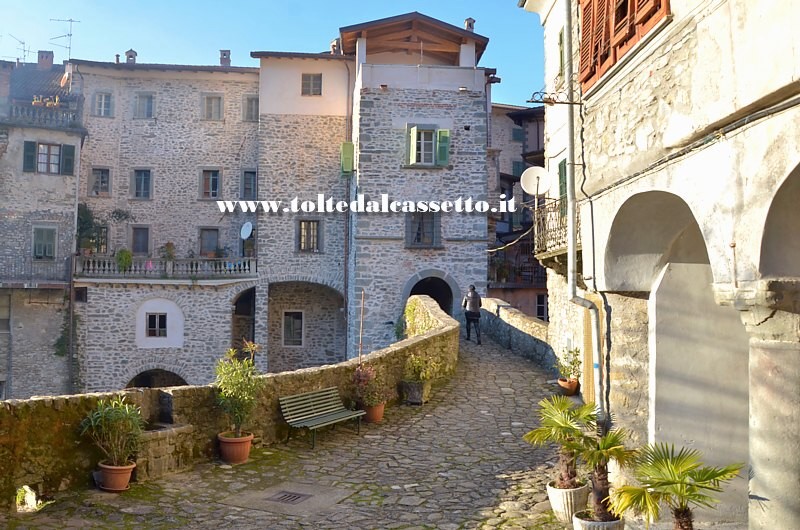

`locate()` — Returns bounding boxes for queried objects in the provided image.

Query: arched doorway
[410,277,453,315]
[126,369,187,388]
[604,191,748,524]
[232,287,256,350]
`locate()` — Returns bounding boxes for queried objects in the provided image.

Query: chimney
[37,50,54,70]
[220,50,231,67]
[0,61,12,118]
[464,18,475,32]
[330,38,341,55]
[125,49,137,64]
[115,54,120,64]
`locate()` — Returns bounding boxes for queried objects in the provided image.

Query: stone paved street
[4,337,566,529]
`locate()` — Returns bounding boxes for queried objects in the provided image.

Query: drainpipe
[564,0,605,423]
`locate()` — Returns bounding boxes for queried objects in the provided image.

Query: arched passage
[409,277,453,315]
[760,164,800,277]
[605,191,749,524]
[232,287,256,350]
[126,369,187,389]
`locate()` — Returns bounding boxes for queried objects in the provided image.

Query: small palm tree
[609,443,743,530]
[523,396,596,489]
[567,428,637,522]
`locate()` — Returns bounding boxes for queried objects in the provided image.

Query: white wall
[258,58,353,116]
[358,63,486,92]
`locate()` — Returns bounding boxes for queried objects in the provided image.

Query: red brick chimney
[37,50,54,70]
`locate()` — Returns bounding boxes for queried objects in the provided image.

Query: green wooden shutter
[23,141,36,172]
[408,125,418,165]
[340,141,354,173]
[558,159,567,217]
[436,129,450,166]
[60,144,75,175]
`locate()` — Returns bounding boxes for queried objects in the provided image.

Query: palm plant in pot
[79,395,144,492]
[555,347,582,396]
[523,396,595,523]
[214,340,264,464]
[401,352,440,405]
[609,443,743,530]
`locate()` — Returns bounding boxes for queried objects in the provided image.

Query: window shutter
[60,144,75,175]
[594,0,613,76]
[635,0,659,23]
[578,0,596,83]
[612,0,636,47]
[340,141,354,173]
[433,212,442,247]
[436,129,450,166]
[23,141,36,172]
[558,160,568,217]
[408,126,418,165]
[558,29,565,78]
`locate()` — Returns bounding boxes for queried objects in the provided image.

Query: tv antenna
[50,18,81,59]
[8,34,31,62]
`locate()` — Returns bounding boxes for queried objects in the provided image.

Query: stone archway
[400,270,461,316]
[604,191,749,525]
[126,369,187,389]
[409,277,453,316]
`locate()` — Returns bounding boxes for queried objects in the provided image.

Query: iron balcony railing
[0,256,71,284]
[75,256,258,280]
[533,198,580,257]
[489,258,547,288]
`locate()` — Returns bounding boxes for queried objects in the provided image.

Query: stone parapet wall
[0,294,457,512]
[480,297,553,369]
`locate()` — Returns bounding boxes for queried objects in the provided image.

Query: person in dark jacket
[462,284,482,345]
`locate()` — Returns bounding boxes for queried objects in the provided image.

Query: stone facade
[480,297,553,368]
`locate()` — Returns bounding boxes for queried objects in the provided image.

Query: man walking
[462,284,482,345]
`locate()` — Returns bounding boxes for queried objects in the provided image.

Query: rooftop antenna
[8,34,31,62]
[50,18,81,59]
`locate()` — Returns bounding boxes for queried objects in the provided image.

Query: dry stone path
[5,336,567,529]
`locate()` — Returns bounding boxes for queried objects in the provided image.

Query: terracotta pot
[572,511,624,530]
[363,403,385,423]
[546,480,590,523]
[402,380,432,405]
[558,378,580,396]
[218,431,254,464]
[98,461,136,492]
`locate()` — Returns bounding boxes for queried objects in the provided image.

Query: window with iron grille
[536,294,549,322]
[298,220,321,252]
[146,313,167,337]
[405,212,441,248]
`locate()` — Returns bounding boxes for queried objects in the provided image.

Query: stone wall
[480,297,554,369]
[0,294,458,512]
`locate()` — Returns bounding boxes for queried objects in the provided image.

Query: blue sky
[1,1,544,106]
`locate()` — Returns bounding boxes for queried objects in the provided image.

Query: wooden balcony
[533,198,581,259]
[75,256,258,280]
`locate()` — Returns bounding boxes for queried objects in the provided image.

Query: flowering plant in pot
[523,396,595,523]
[555,347,582,396]
[214,340,264,464]
[608,443,743,530]
[353,364,390,423]
[79,395,144,491]
[401,352,440,405]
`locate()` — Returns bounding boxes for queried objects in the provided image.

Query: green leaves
[79,396,144,467]
[214,347,264,437]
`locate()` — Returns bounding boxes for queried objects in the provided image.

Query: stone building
[520,0,800,527]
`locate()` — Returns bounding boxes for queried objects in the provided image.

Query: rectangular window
[146,313,167,337]
[93,226,108,255]
[405,212,441,248]
[133,169,151,199]
[132,226,149,255]
[95,93,112,117]
[90,168,111,196]
[298,220,320,252]
[199,228,219,257]
[536,294,549,322]
[301,73,322,96]
[201,170,221,199]
[244,96,259,121]
[23,142,74,175]
[134,93,154,118]
[407,125,450,167]
[33,227,56,260]
[37,143,61,174]
[512,160,526,177]
[241,170,257,200]
[512,127,525,142]
[0,294,10,332]
[283,311,303,346]
[202,95,223,120]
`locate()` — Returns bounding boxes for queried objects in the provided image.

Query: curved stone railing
[480,297,555,370]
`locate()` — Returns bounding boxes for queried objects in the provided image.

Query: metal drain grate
[266,491,313,505]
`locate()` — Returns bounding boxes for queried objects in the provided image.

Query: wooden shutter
[60,144,75,175]
[558,160,568,217]
[340,141,354,173]
[578,0,596,83]
[23,141,36,172]
[594,0,613,77]
[558,28,565,78]
[611,0,636,48]
[436,129,450,166]
[635,0,659,23]
[408,125,418,165]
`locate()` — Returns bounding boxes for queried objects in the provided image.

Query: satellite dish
[520,166,552,196]
[240,222,253,240]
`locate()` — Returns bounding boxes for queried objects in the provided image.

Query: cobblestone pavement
[5,336,567,529]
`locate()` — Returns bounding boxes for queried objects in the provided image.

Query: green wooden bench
[279,387,365,448]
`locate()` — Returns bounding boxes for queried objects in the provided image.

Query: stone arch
[400,269,461,316]
[265,273,344,298]
[117,359,194,391]
[126,369,188,388]
[760,163,800,277]
[232,287,256,349]
[227,280,260,304]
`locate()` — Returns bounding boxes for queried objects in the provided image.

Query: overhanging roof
[69,59,258,75]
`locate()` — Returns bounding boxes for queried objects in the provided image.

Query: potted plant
[353,364,389,423]
[159,241,176,261]
[609,443,743,530]
[567,420,637,530]
[214,340,264,464]
[555,347,582,396]
[523,396,595,523]
[79,395,144,492]
[401,352,440,405]
[115,248,133,273]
